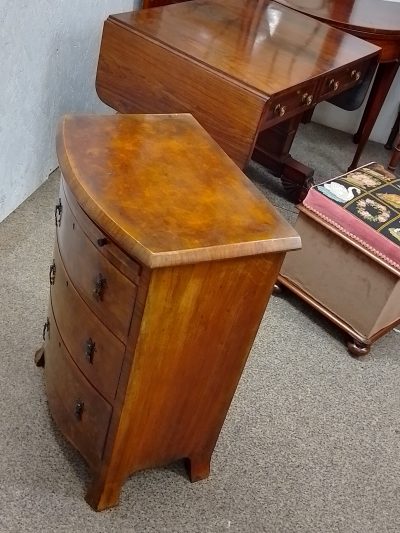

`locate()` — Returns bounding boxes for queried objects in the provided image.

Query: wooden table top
[57,114,300,268]
[275,0,400,36]
[111,0,379,97]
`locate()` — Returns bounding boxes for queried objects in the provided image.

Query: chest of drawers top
[57,113,300,266]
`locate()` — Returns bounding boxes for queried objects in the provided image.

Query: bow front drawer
[44,309,113,468]
[50,243,125,403]
[55,192,137,343]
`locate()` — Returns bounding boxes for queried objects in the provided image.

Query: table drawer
[56,192,137,343]
[319,59,372,101]
[44,308,113,468]
[50,243,125,403]
[262,81,318,128]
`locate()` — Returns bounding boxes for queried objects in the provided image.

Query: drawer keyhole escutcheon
[351,69,361,81]
[93,273,107,301]
[42,318,50,340]
[74,401,84,421]
[329,79,340,91]
[54,199,63,227]
[49,260,56,285]
[302,93,314,106]
[274,104,287,117]
[85,338,96,364]
[97,238,109,247]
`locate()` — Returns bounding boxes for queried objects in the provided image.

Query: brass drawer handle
[85,338,96,364]
[274,104,287,117]
[302,93,314,106]
[351,69,361,81]
[74,401,84,421]
[329,79,340,91]
[93,273,107,301]
[42,317,50,340]
[49,260,56,285]
[54,199,63,227]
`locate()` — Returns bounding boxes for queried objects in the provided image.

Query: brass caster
[347,339,370,357]
[273,283,283,296]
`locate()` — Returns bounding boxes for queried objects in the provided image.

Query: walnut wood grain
[51,243,125,403]
[57,114,301,265]
[62,179,141,285]
[44,307,113,468]
[86,252,284,510]
[57,183,138,343]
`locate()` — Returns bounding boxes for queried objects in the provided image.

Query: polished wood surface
[38,113,300,510]
[96,0,379,198]
[110,1,377,100]
[44,307,113,468]
[276,0,400,169]
[87,252,284,510]
[58,114,300,264]
[51,243,125,403]
[57,183,138,343]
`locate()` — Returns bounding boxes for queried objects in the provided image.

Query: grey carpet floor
[0,122,399,533]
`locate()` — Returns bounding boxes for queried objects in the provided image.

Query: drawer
[61,179,141,285]
[43,307,113,468]
[261,81,318,129]
[318,59,372,101]
[56,191,137,343]
[50,243,125,403]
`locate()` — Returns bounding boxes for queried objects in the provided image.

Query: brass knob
[351,69,361,81]
[302,93,314,106]
[329,79,340,91]
[274,104,287,117]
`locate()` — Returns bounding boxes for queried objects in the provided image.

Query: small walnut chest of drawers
[37,113,300,510]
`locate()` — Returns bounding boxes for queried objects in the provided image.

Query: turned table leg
[252,113,315,202]
[350,62,399,170]
[388,133,400,171]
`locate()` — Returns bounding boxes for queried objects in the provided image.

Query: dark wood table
[97,0,379,199]
[275,0,400,170]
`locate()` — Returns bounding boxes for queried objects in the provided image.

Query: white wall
[0,0,140,223]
